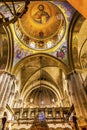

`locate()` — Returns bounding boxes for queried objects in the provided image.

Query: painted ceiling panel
[0,1,75,65]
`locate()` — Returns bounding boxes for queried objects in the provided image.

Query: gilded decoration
[12,1,75,66]
[14,1,66,50]
[1,1,75,66]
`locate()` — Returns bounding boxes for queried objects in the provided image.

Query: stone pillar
[0,73,6,93]
[35,108,38,116]
[20,108,23,119]
[45,108,48,118]
[7,92,14,107]
[52,108,55,118]
[28,108,31,118]
[0,74,11,107]
[1,75,15,108]
[67,71,87,127]
[0,73,16,118]
[60,107,63,118]
[0,73,8,102]
[7,79,16,107]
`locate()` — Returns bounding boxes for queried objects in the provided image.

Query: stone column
[20,108,23,119]
[28,108,31,118]
[0,74,11,107]
[67,71,87,127]
[45,108,48,118]
[0,73,6,93]
[0,73,8,101]
[35,108,38,116]
[7,79,16,107]
[52,108,56,118]
[60,107,63,118]
[7,92,14,107]
[1,75,15,108]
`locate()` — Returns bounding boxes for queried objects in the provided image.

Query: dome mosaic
[14,1,66,50]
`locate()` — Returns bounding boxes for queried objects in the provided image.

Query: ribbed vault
[13,53,69,107]
[26,87,57,106]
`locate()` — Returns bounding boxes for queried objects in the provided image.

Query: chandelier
[0,0,30,26]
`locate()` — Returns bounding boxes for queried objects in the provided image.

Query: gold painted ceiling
[15,1,66,50]
[11,0,75,65]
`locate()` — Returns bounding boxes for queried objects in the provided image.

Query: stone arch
[12,53,69,107]
[67,12,85,70]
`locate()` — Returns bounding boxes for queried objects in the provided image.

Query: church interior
[0,0,87,130]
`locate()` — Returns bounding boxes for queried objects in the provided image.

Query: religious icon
[56,45,67,59]
[32,4,50,24]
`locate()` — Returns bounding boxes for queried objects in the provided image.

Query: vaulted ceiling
[13,54,68,107]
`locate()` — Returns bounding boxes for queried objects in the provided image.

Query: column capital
[65,70,78,80]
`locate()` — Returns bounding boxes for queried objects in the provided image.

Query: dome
[14,1,66,50]
[26,87,57,107]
